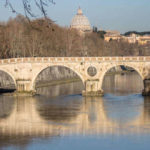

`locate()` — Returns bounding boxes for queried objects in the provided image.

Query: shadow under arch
[0,69,16,89]
[32,65,85,92]
[101,65,144,95]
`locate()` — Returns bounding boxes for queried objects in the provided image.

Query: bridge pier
[15,80,36,96]
[82,79,104,97]
[142,79,150,96]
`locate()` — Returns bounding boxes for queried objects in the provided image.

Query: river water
[0,72,150,150]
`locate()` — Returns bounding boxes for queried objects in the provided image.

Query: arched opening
[33,66,85,97]
[102,65,144,96]
[0,70,16,94]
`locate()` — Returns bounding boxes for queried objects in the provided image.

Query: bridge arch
[99,64,144,91]
[31,64,85,91]
[0,68,16,88]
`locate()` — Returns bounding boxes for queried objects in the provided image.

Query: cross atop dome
[77,7,83,15]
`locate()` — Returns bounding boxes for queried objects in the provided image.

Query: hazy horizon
[0,0,150,33]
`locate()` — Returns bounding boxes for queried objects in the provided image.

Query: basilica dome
[70,7,91,32]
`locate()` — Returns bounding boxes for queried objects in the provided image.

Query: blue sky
[0,0,150,33]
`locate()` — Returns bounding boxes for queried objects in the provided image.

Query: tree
[4,0,55,19]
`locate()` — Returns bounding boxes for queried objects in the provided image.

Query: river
[0,72,150,150]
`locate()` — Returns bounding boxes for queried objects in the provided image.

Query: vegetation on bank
[36,78,81,88]
[0,15,150,59]
[124,31,150,36]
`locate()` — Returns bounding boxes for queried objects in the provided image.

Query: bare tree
[4,0,55,19]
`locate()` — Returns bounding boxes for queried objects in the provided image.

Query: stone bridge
[1,57,150,96]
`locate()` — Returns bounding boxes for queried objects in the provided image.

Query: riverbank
[36,78,81,88]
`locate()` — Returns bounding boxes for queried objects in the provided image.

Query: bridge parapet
[0,56,150,65]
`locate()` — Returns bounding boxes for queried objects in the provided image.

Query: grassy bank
[36,78,81,88]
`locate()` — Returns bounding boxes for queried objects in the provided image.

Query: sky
[0,0,150,33]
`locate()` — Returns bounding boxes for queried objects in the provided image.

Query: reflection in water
[103,94,144,124]
[36,95,83,122]
[0,72,150,150]
[0,96,14,119]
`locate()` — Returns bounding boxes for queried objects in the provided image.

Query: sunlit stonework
[70,7,91,32]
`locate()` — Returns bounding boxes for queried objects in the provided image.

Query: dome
[70,7,91,32]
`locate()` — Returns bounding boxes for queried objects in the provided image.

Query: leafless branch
[5,0,55,19]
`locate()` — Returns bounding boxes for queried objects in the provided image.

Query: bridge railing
[0,56,150,64]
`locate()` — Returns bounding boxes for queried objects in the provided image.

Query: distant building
[124,33,138,44]
[104,30,122,42]
[123,33,150,45]
[104,31,150,45]
[138,35,150,45]
[70,7,91,33]
[70,8,150,45]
